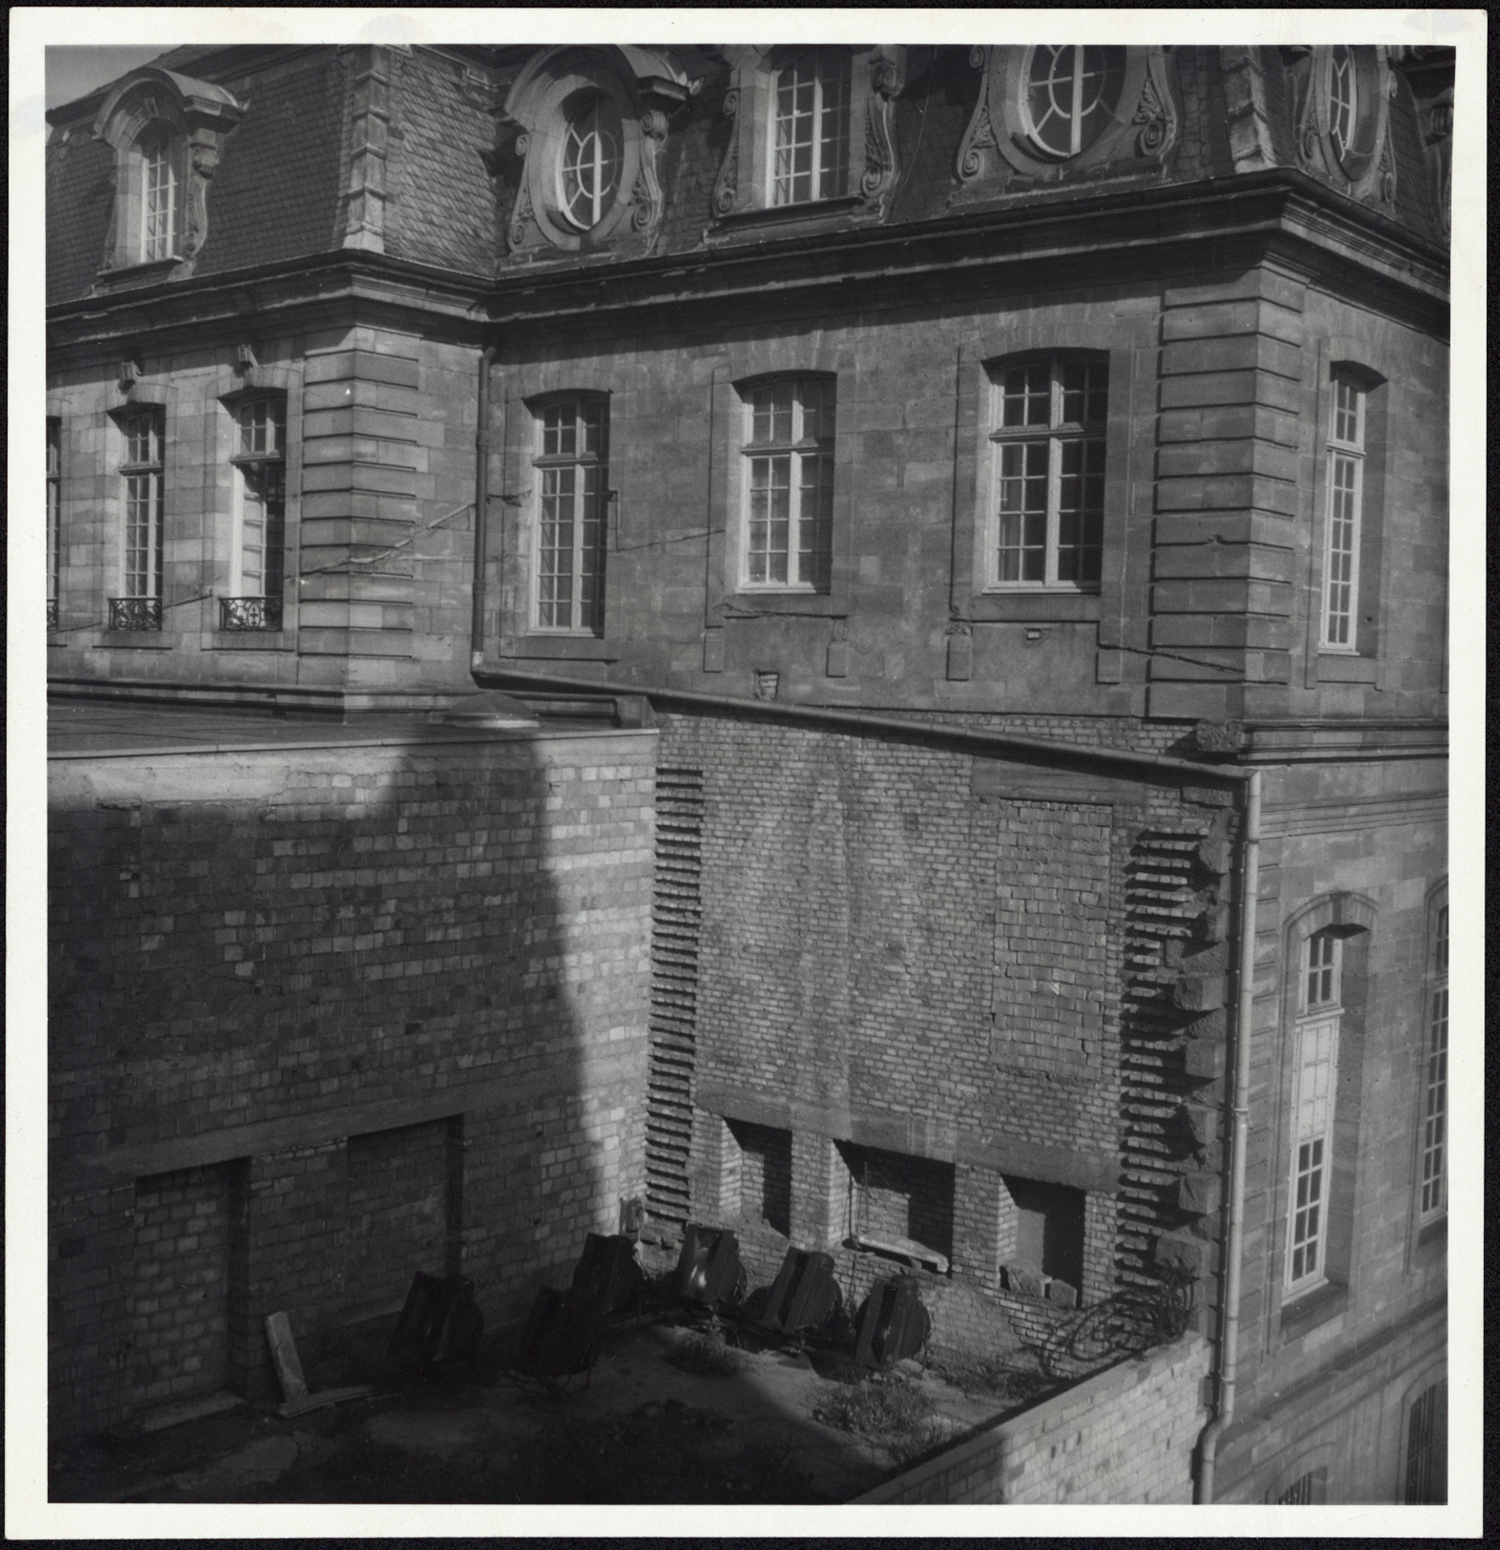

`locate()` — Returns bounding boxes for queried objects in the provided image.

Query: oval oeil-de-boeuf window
[557,93,624,230]
[1327,45,1359,164]
[1022,45,1127,161]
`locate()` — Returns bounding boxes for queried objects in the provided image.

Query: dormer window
[1327,46,1359,163]
[1021,46,1127,161]
[771,49,852,206]
[499,48,692,257]
[956,46,1178,189]
[1290,45,1393,200]
[138,125,179,261]
[712,46,904,225]
[93,66,243,279]
[558,93,624,230]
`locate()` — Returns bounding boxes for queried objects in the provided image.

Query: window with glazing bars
[989,357,1106,589]
[1404,1381,1446,1503]
[1287,930,1341,1291]
[1322,373,1364,648]
[771,49,851,205]
[232,398,287,603]
[534,396,608,634]
[139,128,177,262]
[121,407,165,601]
[1420,905,1448,1219]
[741,376,835,590]
[1276,1467,1327,1504]
[47,418,61,622]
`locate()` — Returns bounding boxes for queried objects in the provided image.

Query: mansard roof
[45,43,1453,310]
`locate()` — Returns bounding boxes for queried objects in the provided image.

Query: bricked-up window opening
[771,49,851,205]
[1322,372,1365,649]
[47,417,61,627]
[1021,46,1127,160]
[115,406,165,630]
[533,394,608,634]
[1003,1175,1086,1291]
[1420,903,1449,1220]
[225,396,287,631]
[1404,1379,1447,1503]
[740,375,835,591]
[987,355,1106,591]
[1276,1466,1328,1504]
[838,1142,954,1270]
[728,1119,792,1237]
[138,125,178,261]
[558,93,623,230]
[1287,930,1342,1292]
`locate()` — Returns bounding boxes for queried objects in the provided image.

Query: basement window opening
[837,1141,954,1276]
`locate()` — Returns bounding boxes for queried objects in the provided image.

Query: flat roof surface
[46,698,623,759]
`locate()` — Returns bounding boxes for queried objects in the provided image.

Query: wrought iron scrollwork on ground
[1041,1262,1197,1378]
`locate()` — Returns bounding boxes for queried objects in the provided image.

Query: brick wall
[854,1335,1211,1504]
[48,725,655,1438]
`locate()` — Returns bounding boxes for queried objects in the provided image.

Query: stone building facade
[46,42,1451,1502]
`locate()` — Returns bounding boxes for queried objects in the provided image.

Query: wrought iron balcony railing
[47,598,59,631]
[219,595,284,632]
[108,597,163,631]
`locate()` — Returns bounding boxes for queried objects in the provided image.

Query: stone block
[1171,973,1226,1013]
[1004,1262,1048,1299]
[1045,1277,1078,1308]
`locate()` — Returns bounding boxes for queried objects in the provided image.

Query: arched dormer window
[498,47,694,258]
[137,124,179,262]
[1289,45,1394,205]
[93,66,243,279]
[956,45,1179,191]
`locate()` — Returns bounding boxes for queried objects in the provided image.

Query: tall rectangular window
[534,396,608,634]
[140,128,177,262]
[1287,930,1342,1291]
[772,50,851,205]
[1322,372,1364,648]
[1419,904,1448,1220]
[989,357,1106,590]
[223,397,287,631]
[113,406,165,630]
[47,417,61,628]
[741,376,835,591]
[1404,1380,1447,1503]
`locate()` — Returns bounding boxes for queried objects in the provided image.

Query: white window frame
[1321,371,1365,650]
[768,48,852,207]
[556,92,625,231]
[738,375,836,592]
[1286,930,1343,1295]
[229,397,287,599]
[531,394,609,635]
[1419,902,1448,1222]
[138,125,178,262]
[120,406,165,601]
[985,355,1107,593]
[1019,45,1129,161]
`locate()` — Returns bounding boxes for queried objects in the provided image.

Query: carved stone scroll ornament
[955,47,999,185]
[711,87,741,217]
[1132,55,1180,159]
[630,108,669,233]
[859,50,904,203]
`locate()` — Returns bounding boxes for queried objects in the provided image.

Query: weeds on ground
[923,1347,1054,1407]
[810,1376,947,1463]
[668,1320,750,1378]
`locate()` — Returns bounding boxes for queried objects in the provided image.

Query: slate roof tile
[385,51,499,277]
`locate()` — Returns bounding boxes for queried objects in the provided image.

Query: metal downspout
[1194,766,1262,1503]
[470,344,500,668]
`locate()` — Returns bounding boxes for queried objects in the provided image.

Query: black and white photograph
[10,7,1482,1536]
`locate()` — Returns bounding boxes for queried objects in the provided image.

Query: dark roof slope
[46,126,116,304]
[384,49,500,277]
[192,53,349,278]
